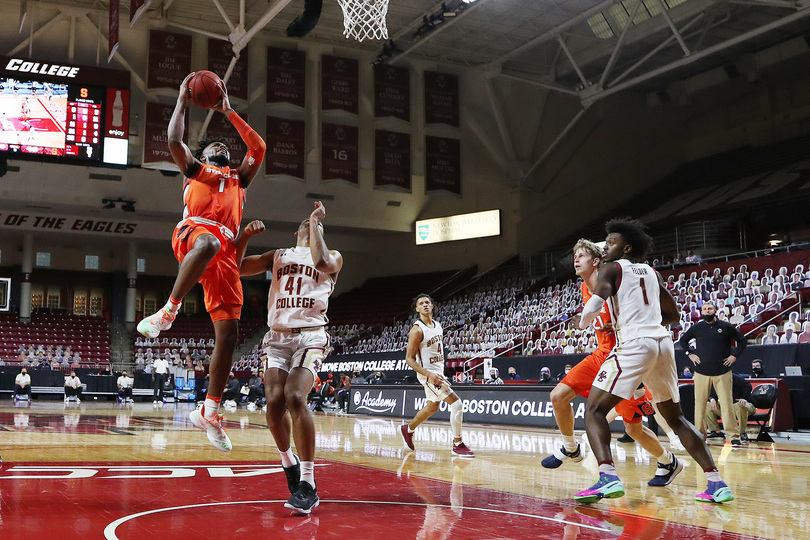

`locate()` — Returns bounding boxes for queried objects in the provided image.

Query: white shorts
[262,327,329,380]
[419,374,453,403]
[591,336,680,403]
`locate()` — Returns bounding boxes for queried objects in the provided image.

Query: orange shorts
[560,348,611,398]
[615,388,655,424]
[171,221,242,322]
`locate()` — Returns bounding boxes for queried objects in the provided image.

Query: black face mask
[702,314,716,323]
[752,367,763,376]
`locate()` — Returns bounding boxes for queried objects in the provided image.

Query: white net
[336,0,389,42]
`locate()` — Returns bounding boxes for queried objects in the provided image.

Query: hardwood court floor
[0,400,806,539]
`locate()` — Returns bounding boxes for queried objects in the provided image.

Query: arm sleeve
[678,325,696,353]
[229,111,265,165]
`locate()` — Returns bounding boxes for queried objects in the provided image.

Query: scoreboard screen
[0,57,130,167]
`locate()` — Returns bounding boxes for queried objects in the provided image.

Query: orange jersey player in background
[137,72,266,453]
[541,239,682,490]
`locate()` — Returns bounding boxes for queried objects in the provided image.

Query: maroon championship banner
[208,39,248,101]
[322,123,358,184]
[108,0,119,62]
[424,71,459,127]
[374,130,411,191]
[266,47,306,107]
[425,136,461,194]
[129,0,149,26]
[265,117,305,179]
[321,55,358,114]
[142,102,187,169]
[147,30,193,90]
[206,115,247,169]
[374,64,410,121]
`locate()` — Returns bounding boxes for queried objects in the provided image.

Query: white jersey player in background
[238,201,342,515]
[400,294,475,457]
[575,218,733,505]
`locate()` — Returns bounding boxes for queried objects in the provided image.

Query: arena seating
[0,311,111,367]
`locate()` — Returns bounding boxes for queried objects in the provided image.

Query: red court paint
[0,460,762,539]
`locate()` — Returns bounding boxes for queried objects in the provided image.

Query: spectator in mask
[539,366,552,383]
[485,368,504,385]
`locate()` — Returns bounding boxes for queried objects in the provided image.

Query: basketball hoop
[336,0,389,42]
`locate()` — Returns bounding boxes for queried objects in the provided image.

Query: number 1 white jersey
[414,319,445,385]
[267,246,335,329]
[606,259,670,344]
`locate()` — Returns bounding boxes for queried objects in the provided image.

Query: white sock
[164,297,181,313]
[599,463,617,476]
[301,461,315,489]
[203,397,220,421]
[449,400,463,439]
[705,471,722,482]
[656,450,673,465]
[279,447,295,468]
[563,433,578,452]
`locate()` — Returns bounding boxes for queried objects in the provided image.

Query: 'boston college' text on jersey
[414,319,444,385]
[267,246,335,329]
[581,281,616,353]
[606,259,670,344]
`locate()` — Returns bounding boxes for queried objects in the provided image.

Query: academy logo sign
[355,391,398,413]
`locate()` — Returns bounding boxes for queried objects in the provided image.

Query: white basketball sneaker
[137,305,179,338]
[189,407,232,452]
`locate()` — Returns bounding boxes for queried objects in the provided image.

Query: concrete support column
[126,241,137,324]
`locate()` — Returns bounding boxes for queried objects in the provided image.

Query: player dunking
[400,294,475,458]
[543,239,682,488]
[238,201,342,515]
[137,72,266,451]
[576,218,733,504]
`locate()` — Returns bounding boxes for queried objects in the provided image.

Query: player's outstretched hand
[178,72,195,104]
[211,85,233,116]
[311,201,326,223]
[243,220,265,237]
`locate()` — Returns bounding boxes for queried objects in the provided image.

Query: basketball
[187,70,225,109]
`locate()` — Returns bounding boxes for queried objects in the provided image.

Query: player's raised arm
[168,73,201,178]
[236,221,275,276]
[579,262,620,329]
[212,91,266,189]
[308,201,343,275]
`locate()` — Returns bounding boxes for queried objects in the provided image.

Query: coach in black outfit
[678,302,748,446]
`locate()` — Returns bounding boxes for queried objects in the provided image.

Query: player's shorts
[418,373,453,403]
[615,388,655,424]
[560,348,611,398]
[262,326,329,380]
[171,220,242,321]
[592,336,680,403]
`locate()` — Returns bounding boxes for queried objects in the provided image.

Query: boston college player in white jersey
[575,218,733,505]
[237,201,342,515]
[400,294,475,457]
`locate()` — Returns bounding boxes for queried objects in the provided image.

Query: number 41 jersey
[606,259,670,345]
[267,246,336,329]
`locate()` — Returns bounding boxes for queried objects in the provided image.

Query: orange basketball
[187,70,225,109]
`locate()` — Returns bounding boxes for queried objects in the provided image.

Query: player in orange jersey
[542,239,682,488]
[137,72,266,452]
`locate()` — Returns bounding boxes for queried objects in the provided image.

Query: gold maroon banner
[425,136,461,195]
[266,47,306,107]
[265,116,305,179]
[147,30,193,90]
[322,123,358,184]
[374,64,409,121]
[321,55,358,114]
[206,114,247,169]
[424,71,459,127]
[208,39,249,101]
[129,0,150,26]
[108,0,119,62]
[142,102,188,170]
[374,130,410,191]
